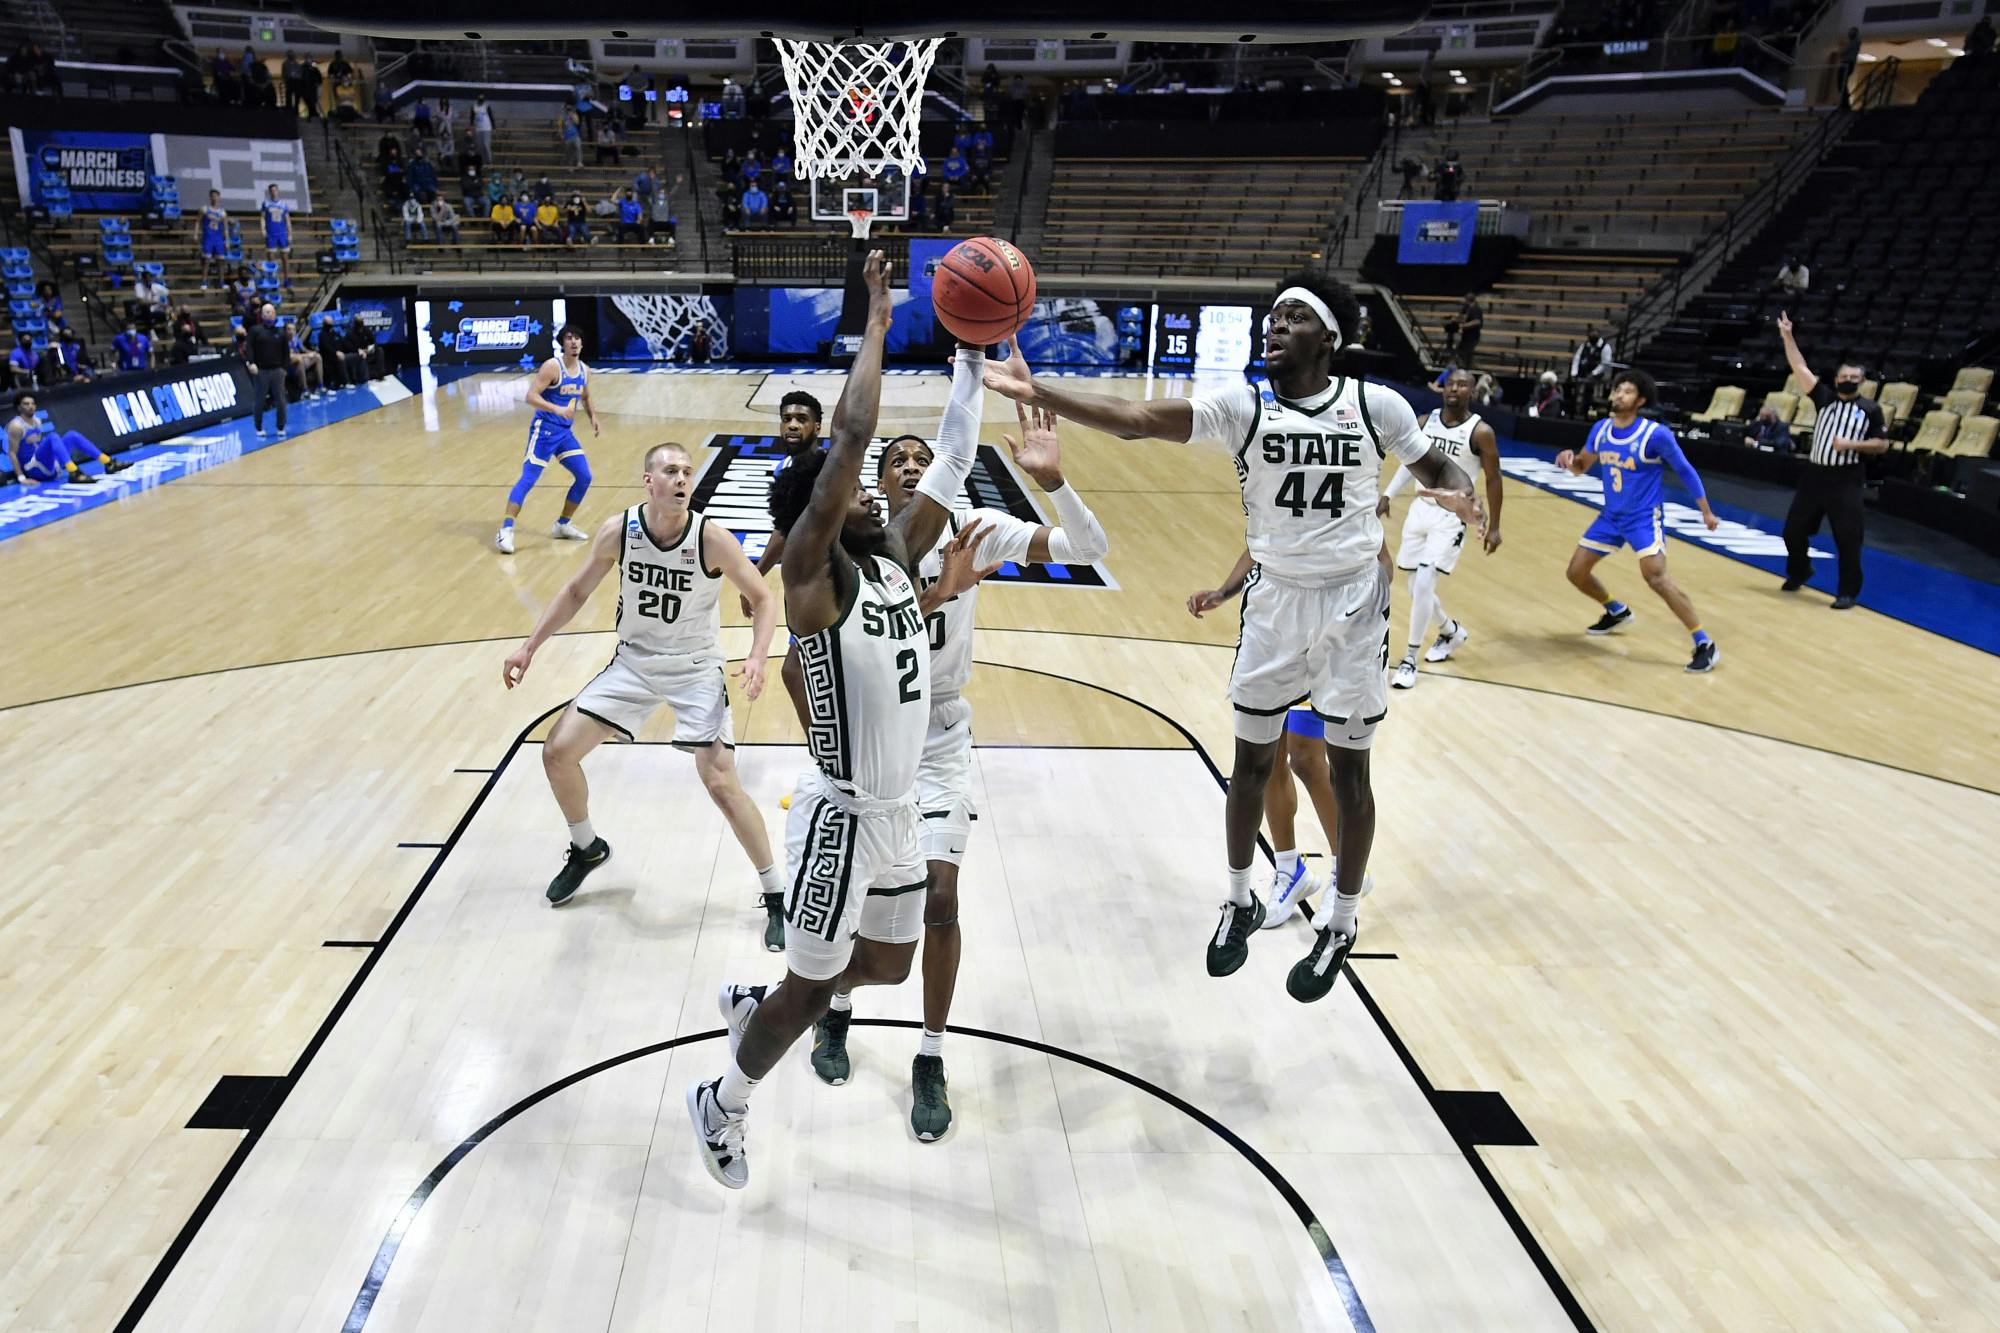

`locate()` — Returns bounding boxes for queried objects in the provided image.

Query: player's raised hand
[732,656,767,701]
[861,248,890,300]
[1776,310,1793,337]
[1186,587,1231,618]
[1554,448,1576,471]
[982,340,1035,403]
[1002,400,1064,489]
[502,644,533,688]
[936,519,1002,600]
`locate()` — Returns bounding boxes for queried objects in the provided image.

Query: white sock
[755,863,782,895]
[1314,891,1362,937]
[828,991,853,1013]
[1226,863,1255,907]
[919,1028,944,1058]
[567,817,596,849]
[716,1057,759,1112]
[1409,565,1440,654]
[1274,848,1300,880]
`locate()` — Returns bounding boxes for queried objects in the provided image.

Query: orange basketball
[932,236,1037,346]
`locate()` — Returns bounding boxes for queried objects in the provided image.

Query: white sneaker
[1391,658,1419,690]
[717,983,766,1055]
[686,1080,749,1189]
[494,527,515,554]
[1425,620,1469,663]
[1261,859,1316,929]
[551,520,589,541]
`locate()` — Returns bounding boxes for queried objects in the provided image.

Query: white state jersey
[797,554,931,801]
[915,507,1041,697]
[1417,409,1483,510]
[612,505,722,657]
[1189,376,1430,583]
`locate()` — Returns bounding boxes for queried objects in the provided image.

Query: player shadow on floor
[561,885,706,942]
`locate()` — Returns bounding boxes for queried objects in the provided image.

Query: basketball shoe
[494,527,515,555]
[1261,859,1317,930]
[1424,620,1468,662]
[811,1008,852,1084]
[551,520,589,541]
[761,893,785,952]
[686,1080,748,1189]
[546,836,609,905]
[1287,916,1359,1004]
[1686,640,1719,673]
[1206,893,1265,976]
[1586,606,1633,635]
[1390,657,1419,690]
[911,1055,952,1141]
[718,983,766,1054]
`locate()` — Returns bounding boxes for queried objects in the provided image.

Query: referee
[1776,312,1888,609]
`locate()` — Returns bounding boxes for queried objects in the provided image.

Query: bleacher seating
[1041,158,1365,280]
[1403,251,1673,373]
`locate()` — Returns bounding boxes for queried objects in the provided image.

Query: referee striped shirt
[1807,380,1885,467]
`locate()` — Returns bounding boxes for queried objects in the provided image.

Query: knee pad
[562,454,593,504]
[506,459,543,507]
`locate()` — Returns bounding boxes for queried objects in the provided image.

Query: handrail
[682,126,713,273]
[1005,123,1036,246]
[1615,54,1898,360]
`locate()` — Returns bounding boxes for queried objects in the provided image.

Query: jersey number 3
[1275,471,1345,518]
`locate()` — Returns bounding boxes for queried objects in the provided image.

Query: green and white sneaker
[911,1054,952,1141]
[546,837,610,905]
[1206,893,1264,976]
[811,1007,852,1085]
[761,893,785,952]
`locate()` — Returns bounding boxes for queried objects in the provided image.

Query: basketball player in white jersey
[983,271,1480,1002]
[1379,367,1503,689]
[810,400,1108,1141]
[501,442,781,907]
[687,253,987,1189]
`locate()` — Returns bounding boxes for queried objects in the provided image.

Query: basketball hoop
[775,37,942,180]
[846,205,876,241]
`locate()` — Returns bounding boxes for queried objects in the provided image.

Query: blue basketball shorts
[1579,506,1666,558]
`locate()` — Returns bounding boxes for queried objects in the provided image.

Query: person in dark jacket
[244,303,291,436]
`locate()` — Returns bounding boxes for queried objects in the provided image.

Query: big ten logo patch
[689,433,1114,588]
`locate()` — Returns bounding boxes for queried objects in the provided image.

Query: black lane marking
[396,842,444,849]
[1434,1090,1538,1149]
[986,662,1596,1333]
[341,1019,1376,1333]
[321,940,378,949]
[453,767,494,774]
[185,1076,288,1132]
[110,701,568,1333]
[1349,951,1399,960]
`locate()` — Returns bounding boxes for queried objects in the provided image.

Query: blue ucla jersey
[532,355,587,428]
[261,200,290,240]
[1588,416,1681,517]
[201,205,227,238]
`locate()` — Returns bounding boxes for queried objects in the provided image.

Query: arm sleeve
[914,347,984,511]
[1040,482,1109,562]
[1381,461,1416,498]
[1186,384,1257,453]
[1365,383,1431,465]
[966,507,1041,565]
[1652,427,1707,500]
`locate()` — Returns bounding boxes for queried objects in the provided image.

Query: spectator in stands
[561,109,584,167]
[282,52,302,115]
[432,196,461,245]
[721,77,746,118]
[244,51,274,109]
[1743,404,1795,452]
[1443,292,1483,365]
[1398,157,1425,195]
[461,163,486,217]
[511,194,536,249]
[649,176,680,243]
[377,127,401,169]
[435,116,457,171]
[533,173,557,205]
[936,182,957,231]
[534,196,562,244]
[231,268,260,319]
[953,121,976,156]
[771,181,797,227]
[436,96,456,145]
[300,56,323,119]
[715,179,742,228]
[8,393,130,485]
[907,187,928,229]
[39,327,93,383]
[689,325,712,363]
[942,148,969,188]
[35,280,61,325]
[721,148,742,185]
[1837,28,1861,108]
[772,146,794,180]
[594,116,622,166]
[244,303,290,437]
[1528,370,1564,418]
[113,320,154,372]
[312,316,360,388]
[1774,254,1810,295]
[8,333,36,390]
[133,270,171,325]
[741,180,770,228]
[565,193,592,245]
[746,83,770,120]
[1571,327,1614,410]
[401,194,431,242]
[738,155,759,191]
[409,146,439,204]
[970,145,993,192]
[971,122,995,159]
[210,49,238,105]
[616,189,647,242]
[1434,149,1464,201]
[472,93,494,164]
[287,322,326,401]
[413,98,435,140]
[344,321,385,380]
[507,167,528,201]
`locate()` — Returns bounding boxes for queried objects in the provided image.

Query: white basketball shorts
[915,695,976,865]
[1229,562,1391,749]
[782,771,927,982]
[571,648,734,747]
[1396,500,1469,576]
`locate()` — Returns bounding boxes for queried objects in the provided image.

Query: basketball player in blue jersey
[746,389,826,590]
[196,189,229,290]
[259,184,293,290]
[985,271,1479,1001]
[8,392,130,484]
[495,325,600,554]
[687,253,983,1189]
[1554,367,1722,673]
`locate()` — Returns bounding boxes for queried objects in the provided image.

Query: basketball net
[775,37,941,239]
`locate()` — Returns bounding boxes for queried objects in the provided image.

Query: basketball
[931,236,1037,346]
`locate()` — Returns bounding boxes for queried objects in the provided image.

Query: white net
[775,38,943,180]
[608,294,731,362]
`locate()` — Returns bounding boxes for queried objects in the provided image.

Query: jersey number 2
[896,648,921,703]
[1276,471,1345,518]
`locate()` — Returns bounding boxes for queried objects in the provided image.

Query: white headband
[1275,287,1344,352]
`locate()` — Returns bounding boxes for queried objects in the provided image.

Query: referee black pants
[1782,461,1865,597]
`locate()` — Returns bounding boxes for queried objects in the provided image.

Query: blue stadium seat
[136,262,165,279]
[15,314,46,337]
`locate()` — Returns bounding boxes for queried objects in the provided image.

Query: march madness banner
[690,431,1114,588]
[11,128,154,211]
[1398,201,1480,265]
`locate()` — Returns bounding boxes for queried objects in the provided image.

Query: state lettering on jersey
[689,431,1113,587]
[1259,432,1365,467]
[626,564,696,591]
[860,593,926,641]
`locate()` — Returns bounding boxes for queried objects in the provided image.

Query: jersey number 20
[636,589,682,622]
[1275,471,1345,518]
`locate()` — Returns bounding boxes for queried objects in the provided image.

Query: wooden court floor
[0,368,1995,1331]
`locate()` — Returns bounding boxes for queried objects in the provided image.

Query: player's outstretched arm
[1775,312,1818,397]
[982,343,1194,442]
[783,251,893,630]
[997,402,1110,564]
[1654,430,1720,530]
[889,341,986,559]
[1474,421,1505,552]
[1553,446,1598,474]
[579,369,601,435]
[919,520,999,614]
[501,515,621,687]
[523,358,570,418]
[705,519,777,699]
[1370,385,1481,531]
